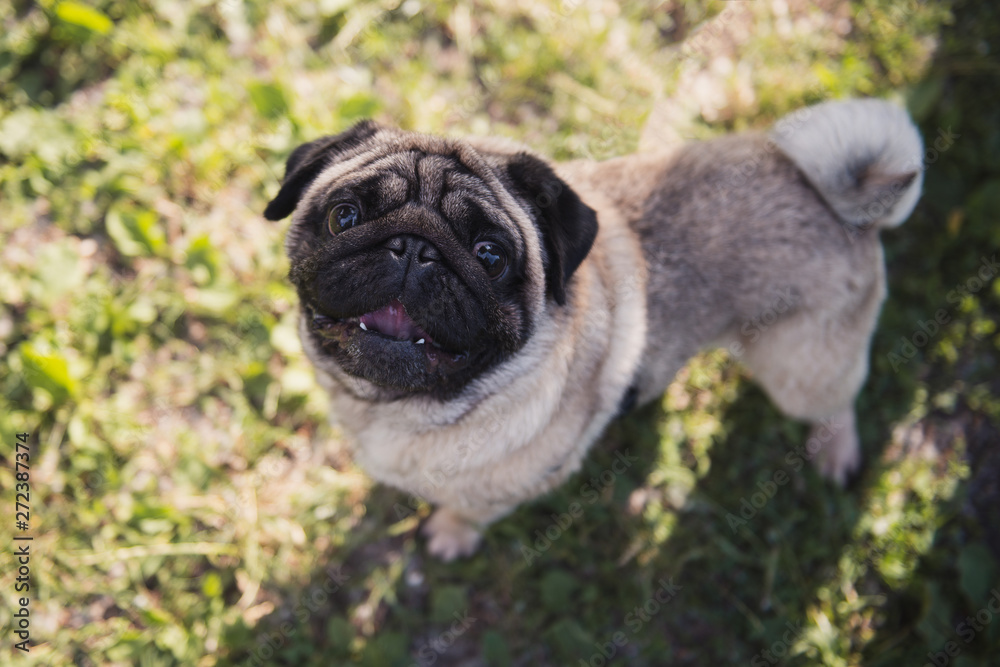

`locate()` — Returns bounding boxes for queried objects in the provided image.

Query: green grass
[2,0,999,665]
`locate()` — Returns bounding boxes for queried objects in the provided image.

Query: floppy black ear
[263,120,380,221]
[504,153,599,306]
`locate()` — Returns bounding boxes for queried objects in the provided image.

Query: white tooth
[359,322,368,331]
[415,338,425,345]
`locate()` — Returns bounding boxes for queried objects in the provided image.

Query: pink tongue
[360,300,424,340]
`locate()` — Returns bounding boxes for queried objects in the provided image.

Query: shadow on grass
[221,386,906,666]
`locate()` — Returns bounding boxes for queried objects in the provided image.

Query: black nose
[384,235,442,264]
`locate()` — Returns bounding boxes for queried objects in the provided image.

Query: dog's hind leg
[736,273,886,485]
[740,318,871,485]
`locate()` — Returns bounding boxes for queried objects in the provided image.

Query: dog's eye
[474,241,507,279]
[328,203,360,235]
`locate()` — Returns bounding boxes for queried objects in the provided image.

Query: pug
[264,99,923,560]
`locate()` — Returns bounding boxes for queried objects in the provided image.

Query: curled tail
[771,99,924,229]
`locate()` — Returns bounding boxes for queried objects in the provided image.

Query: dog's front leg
[421,503,513,561]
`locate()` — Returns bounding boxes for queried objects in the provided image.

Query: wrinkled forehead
[299,134,529,249]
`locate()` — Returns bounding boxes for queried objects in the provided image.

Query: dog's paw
[810,424,861,487]
[422,508,483,561]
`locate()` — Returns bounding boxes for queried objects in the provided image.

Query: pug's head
[265,121,598,399]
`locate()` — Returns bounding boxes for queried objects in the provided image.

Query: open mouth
[306,299,470,369]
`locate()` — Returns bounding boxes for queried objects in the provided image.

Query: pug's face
[264,121,598,399]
